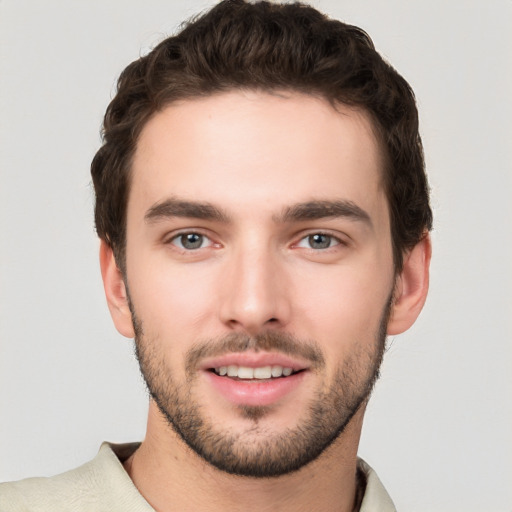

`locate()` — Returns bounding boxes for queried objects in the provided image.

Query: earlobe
[99,241,135,338]
[387,234,432,335]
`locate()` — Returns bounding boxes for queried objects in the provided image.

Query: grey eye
[307,233,333,249]
[174,233,206,250]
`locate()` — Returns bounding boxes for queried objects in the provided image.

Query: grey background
[1,1,511,510]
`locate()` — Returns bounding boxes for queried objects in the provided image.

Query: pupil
[182,233,203,249]
[309,234,330,249]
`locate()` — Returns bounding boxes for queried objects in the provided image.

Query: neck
[124,402,366,512]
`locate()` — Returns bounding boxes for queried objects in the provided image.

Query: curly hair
[91,0,432,273]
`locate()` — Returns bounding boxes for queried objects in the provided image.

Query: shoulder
[0,443,153,512]
[357,458,397,512]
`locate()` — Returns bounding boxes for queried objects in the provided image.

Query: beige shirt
[0,443,396,511]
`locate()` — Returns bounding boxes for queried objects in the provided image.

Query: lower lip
[204,371,307,407]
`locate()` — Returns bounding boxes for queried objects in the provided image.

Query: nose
[219,244,290,335]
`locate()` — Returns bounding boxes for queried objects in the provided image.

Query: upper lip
[199,351,311,372]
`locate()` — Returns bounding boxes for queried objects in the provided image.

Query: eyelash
[166,230,346,253]
[167,231,215,251]
[294,232,345,251]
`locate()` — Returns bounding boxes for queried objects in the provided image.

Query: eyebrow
[144,197,372,227]
[277,200,372,227]
[144,198,230,223]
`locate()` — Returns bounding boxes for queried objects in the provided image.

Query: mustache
[185,331,325,373]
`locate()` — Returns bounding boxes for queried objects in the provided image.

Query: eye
[170,232,212,250]
[296,233,341,250]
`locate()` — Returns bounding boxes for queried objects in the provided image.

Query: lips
[201,352,310,407]
[200,352,310,373]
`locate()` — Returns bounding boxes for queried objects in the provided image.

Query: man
[0,0,432,510]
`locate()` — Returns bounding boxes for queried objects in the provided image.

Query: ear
[99,240,135,338]
[387,234,431,335]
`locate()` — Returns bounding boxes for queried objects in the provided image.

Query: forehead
[129,91,387,224]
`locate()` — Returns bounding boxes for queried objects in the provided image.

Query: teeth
[214,365,294,379]
[253,366,271,379]
[271,366,284,377]
[237,366,254,379]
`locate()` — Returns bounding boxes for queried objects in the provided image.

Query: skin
[101,91,431,512]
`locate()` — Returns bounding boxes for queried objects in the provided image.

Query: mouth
[201,353,310,407]
[210,365,302,380]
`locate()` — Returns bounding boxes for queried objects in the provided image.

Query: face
[122,91,397,477]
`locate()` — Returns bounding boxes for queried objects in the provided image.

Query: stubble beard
[131,301,391,478]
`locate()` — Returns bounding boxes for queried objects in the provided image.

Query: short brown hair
[91,0,432,273]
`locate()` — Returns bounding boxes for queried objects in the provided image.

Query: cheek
[293,261,393,357]
[126,253,219,343]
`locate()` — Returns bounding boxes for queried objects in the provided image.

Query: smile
[212,365,296,379]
